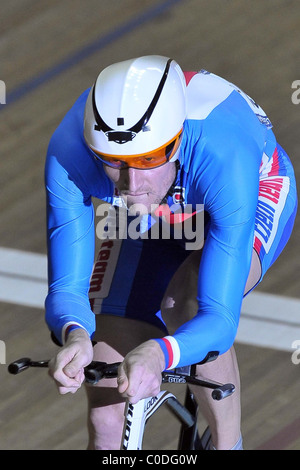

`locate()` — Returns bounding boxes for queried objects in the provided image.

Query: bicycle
[8,353,235,450]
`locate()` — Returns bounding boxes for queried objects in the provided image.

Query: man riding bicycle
[45,55,297,450]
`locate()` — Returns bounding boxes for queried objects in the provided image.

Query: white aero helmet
[84,55,186,169]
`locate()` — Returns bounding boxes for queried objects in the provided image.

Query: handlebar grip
[84,362,120,384]
[8,358,32,375]
[212,383,235,401]
[84,368,103,384]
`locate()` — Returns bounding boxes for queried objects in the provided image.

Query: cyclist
[46,55,297,450]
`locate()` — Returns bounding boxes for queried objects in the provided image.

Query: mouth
[121,191,149,197]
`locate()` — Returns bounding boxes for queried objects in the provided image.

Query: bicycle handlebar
[8,358,235,401]
[8,358,49,374]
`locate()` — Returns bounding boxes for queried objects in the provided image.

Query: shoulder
[184,70,235,121]
[46,89,90,185]
[46,88,112,200]
[184,70,271,132]
[48,89,90,151]
[181,70,268,166]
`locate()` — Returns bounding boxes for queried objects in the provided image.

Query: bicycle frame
[121,390,195,450]
[120,364,235,450]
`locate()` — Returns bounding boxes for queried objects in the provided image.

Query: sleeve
[44,148,96,345]
[44,99,113,345]
[157,123,262,369]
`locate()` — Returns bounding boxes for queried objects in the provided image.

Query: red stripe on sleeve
[162,337,174,370]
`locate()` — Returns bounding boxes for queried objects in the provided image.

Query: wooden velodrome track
[0,0,299,450]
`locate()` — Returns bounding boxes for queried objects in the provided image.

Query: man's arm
[156,126,262,369]
[45,147,96,345]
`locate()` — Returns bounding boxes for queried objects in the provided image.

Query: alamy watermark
[0,80,6,104]
[0,340,6,364]
[95,202,205,250]
[291,340,300,365]
[291,80,300,105]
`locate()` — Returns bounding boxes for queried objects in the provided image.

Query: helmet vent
[106,130,136,143]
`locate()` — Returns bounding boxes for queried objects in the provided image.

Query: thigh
[86,315,166,405]
[85,316,167,449]
[161,249,200,335]
[161,247,263,335]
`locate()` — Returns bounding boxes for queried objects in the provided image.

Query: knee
[88,402,125,450]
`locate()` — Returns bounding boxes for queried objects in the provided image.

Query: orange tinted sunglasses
[91,129,183,169]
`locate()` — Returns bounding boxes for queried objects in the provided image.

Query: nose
[123,167,144,192]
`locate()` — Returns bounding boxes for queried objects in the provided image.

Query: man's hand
[117,340,165,404]
[49,328,94,395]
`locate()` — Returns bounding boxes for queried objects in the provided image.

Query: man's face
[104,162,177,214]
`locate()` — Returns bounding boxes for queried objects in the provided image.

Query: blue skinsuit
[45,70,297,368]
